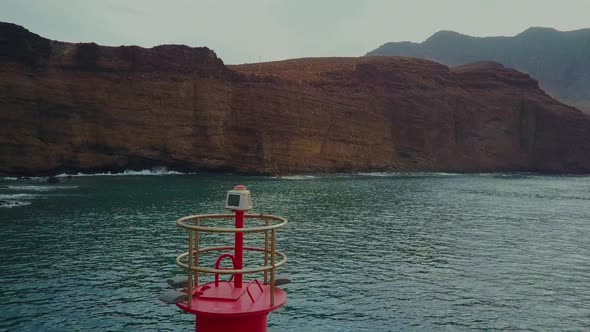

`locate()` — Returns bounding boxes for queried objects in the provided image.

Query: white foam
[1,176,54,181]
[358,172,460,177]
[2,168,190,180]
[0,193,38,200]
[357,172,400,177]
[55,167,193,177]
[0,201,32,208]
[6,185,78,192]
[276,175,318,180]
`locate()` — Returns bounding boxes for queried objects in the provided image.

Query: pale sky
[1,0,589,64]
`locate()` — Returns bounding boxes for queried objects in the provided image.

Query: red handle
[213,253,236,287]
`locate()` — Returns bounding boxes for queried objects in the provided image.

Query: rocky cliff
[367,27,590,114]
[1,22,590,175]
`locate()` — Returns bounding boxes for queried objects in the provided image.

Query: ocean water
[1,172,589,331]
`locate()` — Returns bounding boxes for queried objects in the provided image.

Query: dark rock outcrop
[367,27,590,113]
[1,22,590,175]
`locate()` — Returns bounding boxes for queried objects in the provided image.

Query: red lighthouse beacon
[160,185,289,332]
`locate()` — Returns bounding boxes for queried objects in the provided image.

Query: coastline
[2,167,589,179]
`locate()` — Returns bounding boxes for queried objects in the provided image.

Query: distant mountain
[367,27,590,113]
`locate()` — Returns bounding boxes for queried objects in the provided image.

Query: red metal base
[177,280,287,332]
[196,313,268,332]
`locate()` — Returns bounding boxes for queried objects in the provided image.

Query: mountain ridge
[367,27,590,113]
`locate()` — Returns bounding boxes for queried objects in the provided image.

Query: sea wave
[427,172,461,177]
[0,200,32,208]
[0,168,194,180]
[276,175,318,180]
[0,185,75,208]
[357,172,401,177]
[0,193,39,200]
[357,172,461,177]
[55,168,193,177]
[6,185,78,191]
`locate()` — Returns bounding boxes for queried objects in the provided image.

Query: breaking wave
[0,200,32,208]
[357,172,460,177]
[2,168,192,181]
[0,194,37,208]
[356,172,400,177]
[6,185,78,191]
[276,175,318,180]
[0,193,38,200]
[55,168,193,177]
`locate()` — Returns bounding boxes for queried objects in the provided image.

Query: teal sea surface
[1,172,589,331]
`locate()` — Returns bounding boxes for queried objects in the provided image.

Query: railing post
[194,218,200,288]
[235,211,244,288]
[270,228,276,306]
[187,229,194,308]
[264,217,270,284]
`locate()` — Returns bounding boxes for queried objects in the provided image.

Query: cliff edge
[1,22,590,175]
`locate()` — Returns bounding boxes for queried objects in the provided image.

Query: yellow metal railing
[175,214,287,307]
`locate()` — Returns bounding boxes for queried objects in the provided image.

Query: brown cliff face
[1,22,589,175]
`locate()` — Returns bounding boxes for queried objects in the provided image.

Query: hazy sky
[1,0,589,64]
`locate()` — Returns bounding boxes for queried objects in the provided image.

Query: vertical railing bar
[270,228,276,307]
[264,217,269,284]
[187,229,194,308]
[194,218,200,288]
